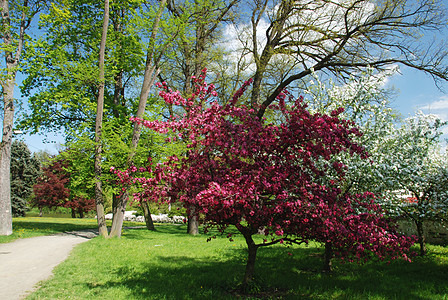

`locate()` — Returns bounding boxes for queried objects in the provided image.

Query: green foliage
[10,140,41,217]
[18,0,148,136]
[54,98,186,213]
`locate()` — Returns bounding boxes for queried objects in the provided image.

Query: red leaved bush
[33,158,94,217]
[33,159,70,210]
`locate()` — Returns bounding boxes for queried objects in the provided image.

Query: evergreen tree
[10,140,41,217]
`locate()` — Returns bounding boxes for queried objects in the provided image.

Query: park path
[0,230,98,300]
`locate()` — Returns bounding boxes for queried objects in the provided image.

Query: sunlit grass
[25,224,448,299]
[0,217,144,244]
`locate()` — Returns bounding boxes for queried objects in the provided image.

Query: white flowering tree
[303,71,448,256]
[303,69,400,194]
[376,114,448,256]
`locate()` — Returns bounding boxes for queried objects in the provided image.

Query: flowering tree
[304,70,448,257]
[377,113,448,256]
[115,73,415,288]
[302,69,400,195]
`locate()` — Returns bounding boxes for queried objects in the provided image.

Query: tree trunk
[241,230,259,290]
[38,207,43,217]
[415,219,427,256]
[323,242,333,273]
[109,0,166,238]
[79,210,84,218]
[111,8,124,119]
[141,201,155,231]
[0,77,14,236]
[0,0,24,236]
[187,206,199,235]
[71,208,76,218]
[94,0,110,238]
[110,191,127,236]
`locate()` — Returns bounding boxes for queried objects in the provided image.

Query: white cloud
[418,96,448,145]
[419,96,448,111]
[419,96,448,124]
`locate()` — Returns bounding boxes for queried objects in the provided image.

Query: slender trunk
[141,201,155,231]
[323,242,333,273]
[79,210,84,218]
[94,0,110,238]
[110,0,166,237]
[112,8,124,119]
[38,207,43,217]
[187,206,199,235]
[241,230,259,289]
[112,70,124,119]
[71,208,76,218]
[415,219,427,256]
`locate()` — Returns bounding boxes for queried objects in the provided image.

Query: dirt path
[0,230,97,300]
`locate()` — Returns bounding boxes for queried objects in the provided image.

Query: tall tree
[94,0,110,237]
[161,0,240,235]
[237,0,448,118]
[18,0,145,136]
[18,1,184,235]
[109,0,169,237]
[0,0,43,235]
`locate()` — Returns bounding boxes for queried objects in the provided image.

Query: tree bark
[141,201,155,231]
[94,0,110,238]
[111,7,125,119]
[241,229,259,289]
[0,77,14,235]
[71,208,76,218]
[0,0,29,235]
[323,242,333,273]
[109,0,166,238]
[415,219,427,256]
[187,206,199,235]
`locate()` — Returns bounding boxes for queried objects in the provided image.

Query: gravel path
[0,230,98,300]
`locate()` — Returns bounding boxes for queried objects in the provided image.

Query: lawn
[15,221,448,300]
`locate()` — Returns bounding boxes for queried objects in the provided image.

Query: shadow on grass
[255,246,448,299]
[78,241,448,299]
[13,220,96,233]
[123,224,240,239]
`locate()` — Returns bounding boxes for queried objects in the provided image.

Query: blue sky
[388,66,448,120]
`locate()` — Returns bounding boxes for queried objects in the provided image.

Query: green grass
[0,217,144,244]
[23,224,448,299]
